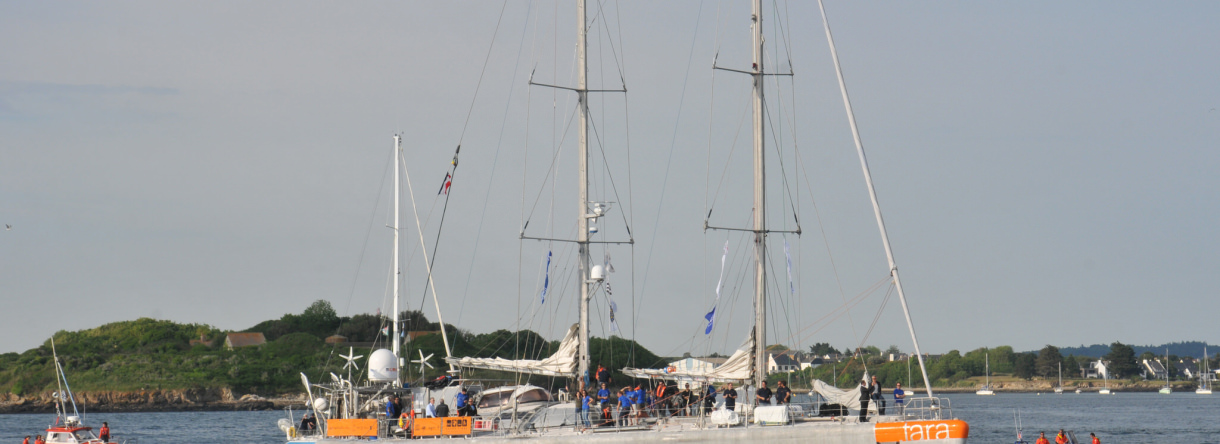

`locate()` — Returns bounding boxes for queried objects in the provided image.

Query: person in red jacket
[1089,432,1100,444]
[1034,431,1050,444]
[99,422,111,442]
[22,436,30,444]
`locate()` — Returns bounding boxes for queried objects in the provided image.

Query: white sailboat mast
[750,0,768,390]
[393,136,402,373]
[816,0,936,397]
[576,0,592,384]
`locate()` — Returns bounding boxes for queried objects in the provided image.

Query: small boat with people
[32,338,123,444]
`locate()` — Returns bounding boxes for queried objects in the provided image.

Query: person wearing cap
[858,378,871,422]
[455,388,471,416]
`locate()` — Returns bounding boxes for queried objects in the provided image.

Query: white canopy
[620,331,754,383]
[444,324,579,377]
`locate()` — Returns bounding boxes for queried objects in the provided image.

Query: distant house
[224,332,267,350]
[189,335,214,348]
[407,331,439,341]
[1085,360,1108,379]
[1174,361,1196,379]
[800,357,825,371]
[325,335,348,344]
[1142,359,1167,380]
[768,353,799,374]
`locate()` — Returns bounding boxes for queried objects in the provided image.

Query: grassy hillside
[0,301,663,396]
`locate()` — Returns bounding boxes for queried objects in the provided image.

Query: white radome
[313,397,330,411]
[367,349,399,382]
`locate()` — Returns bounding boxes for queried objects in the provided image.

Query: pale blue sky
[2,1,1218,358]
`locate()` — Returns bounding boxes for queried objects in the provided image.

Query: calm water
[2,393,1217,443]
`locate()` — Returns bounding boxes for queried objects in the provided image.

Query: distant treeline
[1056,341,1214,359]
[0,300,661,396]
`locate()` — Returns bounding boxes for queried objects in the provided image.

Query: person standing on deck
[723,383,737,411]
[1089,432,1100,444]
[871,376,885,415]
[702,384,717,415]
[596,364,611,386]
[775,381,792,405]
[435,399,450,418]
[579,389,592,428]
[98,422,110,442]
[629,385,643,424]
[426,398,437,418]
[858,378,871,422]
[597,382,611,407]
[617,389,631,426]
[756,381,773,406]
[1055,429,1069,444]
[23,436,30,444]
[455,388,471,416]
[1035,432,1050,444]
[892,382,905,415]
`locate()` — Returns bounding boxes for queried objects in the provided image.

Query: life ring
[666,366,676,373]
[398,412,413,429]
[286,426,297,439]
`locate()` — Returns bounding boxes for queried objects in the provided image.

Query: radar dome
[368,349,399,383]
[312,397,330,411]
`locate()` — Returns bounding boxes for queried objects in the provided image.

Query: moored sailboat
[976,354,995,395]
[1197,346,1212,395]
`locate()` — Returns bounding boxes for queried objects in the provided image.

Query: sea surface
[2,392,1217,443]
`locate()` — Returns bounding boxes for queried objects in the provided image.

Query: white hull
[1098,389,1111,395]
[1053,388,1063,394]
[289,417,967,444]
[1159,387,1172,394]
[1197,389,1212,395]
[975,390,995,396]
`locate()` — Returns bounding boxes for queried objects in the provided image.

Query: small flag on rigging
[437,172,452,195]
[381,326,389,336]
[705,240,730,335]
[540,250,552,304]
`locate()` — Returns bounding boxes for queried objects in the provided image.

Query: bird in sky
[4,224,10,230]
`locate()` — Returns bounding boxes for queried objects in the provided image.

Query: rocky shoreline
[0,389,307,414]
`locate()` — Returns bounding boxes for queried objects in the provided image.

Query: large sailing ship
[276,1,969,443]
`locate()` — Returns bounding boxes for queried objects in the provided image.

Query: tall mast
[817,0,937,397]
[576,0,592,385]
[750,0,768,390]
[392,135,402,379]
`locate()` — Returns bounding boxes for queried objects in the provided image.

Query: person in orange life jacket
[22,436,30,444]
[1055,429,1069,444]
[1089,432,1100,444]
[1035,431,1050,444]
[34,436,44,444]
[98,422,110,442]
[595,365,611,386]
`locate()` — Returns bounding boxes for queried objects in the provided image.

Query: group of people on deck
[857,375,905,422]
[21,422,110,444]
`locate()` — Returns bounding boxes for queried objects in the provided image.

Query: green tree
[1104,342,1138,378]
[1035,345,1063,378]
[808,342,837,356]
[1062,355,1079,377]
[1013,353,1036,380]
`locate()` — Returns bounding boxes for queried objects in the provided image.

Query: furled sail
[444,324,578,377]
[620,331,754,383]
[809,379,875,412]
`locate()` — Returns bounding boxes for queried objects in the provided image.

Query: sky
[2,1,1218,359]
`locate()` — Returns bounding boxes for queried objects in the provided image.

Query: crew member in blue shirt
[617,389,632,427]
[455,388,471,416]
[702,384,717,415]
[893,382,905,415]
[579,389,593,427]
[597,382,611,406]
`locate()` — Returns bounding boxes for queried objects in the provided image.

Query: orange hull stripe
[875,420,970,442]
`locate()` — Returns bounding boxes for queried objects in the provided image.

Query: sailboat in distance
[1159,348,1173,394]
[1198,346,1213,395]
[976,353,995,395]
[1054,362,1063,394]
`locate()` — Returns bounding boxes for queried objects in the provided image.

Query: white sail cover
[810,379,875,412]
[621,331,754,383]
[444,324,578,377]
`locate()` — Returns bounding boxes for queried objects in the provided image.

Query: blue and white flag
[540,251,552,304]
[609,298,620,333]
[705,241,729,335]
[784,240,794,295]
